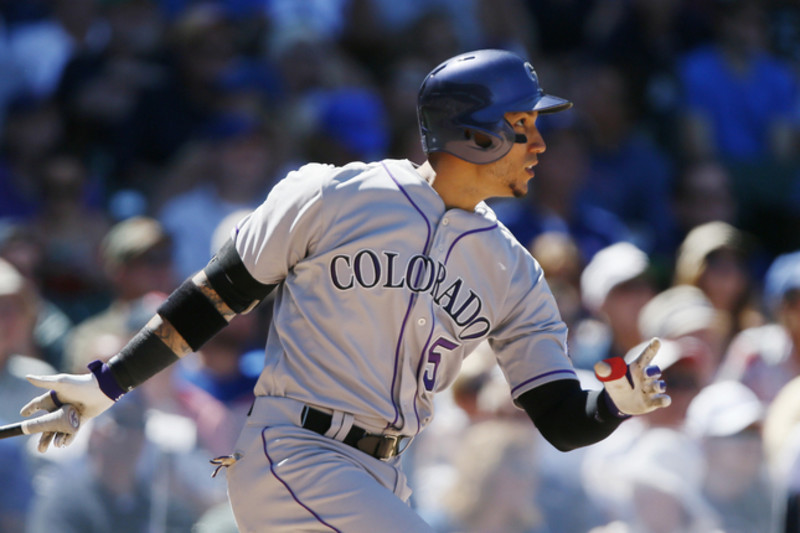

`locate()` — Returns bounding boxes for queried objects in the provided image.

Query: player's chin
[510,180,530,198]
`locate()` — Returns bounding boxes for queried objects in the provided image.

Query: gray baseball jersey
[225,158,578,532]
[233,158,576,435]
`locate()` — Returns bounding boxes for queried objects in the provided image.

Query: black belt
[300,406,408,460]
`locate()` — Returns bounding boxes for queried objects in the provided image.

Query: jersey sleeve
[231,163,332,284]
[488,254,577,401]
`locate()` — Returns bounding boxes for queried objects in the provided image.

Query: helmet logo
[525,62,539,86]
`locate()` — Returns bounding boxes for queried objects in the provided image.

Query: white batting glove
[20,372,115,452]
[593,338,672,416]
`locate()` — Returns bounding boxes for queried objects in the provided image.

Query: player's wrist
[88,359,126,401]
[599,388,631,420]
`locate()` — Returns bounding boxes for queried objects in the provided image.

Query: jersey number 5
[423,337,458,392]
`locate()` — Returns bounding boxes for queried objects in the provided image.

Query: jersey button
[442,218,449,226]
[417,318,426,326]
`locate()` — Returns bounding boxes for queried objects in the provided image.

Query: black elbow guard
[204,239,275,313]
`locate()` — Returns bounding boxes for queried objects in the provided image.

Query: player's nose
[528,128,546,154]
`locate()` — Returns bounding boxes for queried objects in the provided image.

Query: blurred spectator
[0,220,72,370]
[63,216,176,373]
[677,0,798,163]
[6,0,109,98]
[26,393,196,533]
[191,500,239,533]
[718,250,800,402]
[671,158,738,238]
[29,151,110,322]
[572,242,656,369]
[362,0,483,55]
[569,62,678,260]
[524,0,598,58]
[174,312,261,421]
[114,3,244,194]
[439,418,548,533]
[0,436,35,533]
[529,232,584,340]
[588,428,722,533]
[0,257,57,423]
[300,87,391,166]
[581,0,711,154]
[684,380,772,533]
[54,0,167,179]
[763,375,800,533]
[0,96,64,220]
[0,15,27,130]
[638,284,726,375]
[673,221,764,352]
[157,113,275,278]
[261,0,352,51]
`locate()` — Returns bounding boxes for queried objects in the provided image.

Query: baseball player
[17,49,671,532]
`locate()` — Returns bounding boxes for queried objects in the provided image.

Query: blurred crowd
[0,0,800,532]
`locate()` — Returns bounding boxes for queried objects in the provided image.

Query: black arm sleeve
[517,379,627,452]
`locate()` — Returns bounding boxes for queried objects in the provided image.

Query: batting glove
[20,372,115,452]
[593,338,672,416]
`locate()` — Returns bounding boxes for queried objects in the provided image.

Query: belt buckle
[362,434,411,460]
[376,434,400,459]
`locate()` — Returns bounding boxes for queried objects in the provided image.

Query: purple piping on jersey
[261,427,341,532]
[444,223,497,264]
[510,368,578,396]
[382,162,432,428]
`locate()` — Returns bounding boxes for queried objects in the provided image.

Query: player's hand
[593,338,672,416]
[20,372,115,452]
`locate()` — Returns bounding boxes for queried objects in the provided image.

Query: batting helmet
[417,49,572,164]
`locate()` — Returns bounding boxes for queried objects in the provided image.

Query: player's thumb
[26,374,63,389]
[594,357,628,383]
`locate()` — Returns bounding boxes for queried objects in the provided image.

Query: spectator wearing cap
[674,221,763,352]
[571,242,657,369]
[717,250,800,403]
[62,216,176,373]
[639,284,726,377]
[685,381,772,533]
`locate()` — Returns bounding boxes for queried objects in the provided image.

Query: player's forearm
[91,239,275,400]
[92,272,235,398]
[518,380,626,452]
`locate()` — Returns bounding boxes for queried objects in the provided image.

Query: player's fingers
[53,432,71,448]
[20,390,59,417]
[59,432,77,448]
[644,365,661,378]
[650,393,672,409]
[37,432,55,454]
[643,378,667,395]
[633,338,661,369]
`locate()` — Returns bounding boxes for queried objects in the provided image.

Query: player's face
[479,111,546,199]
